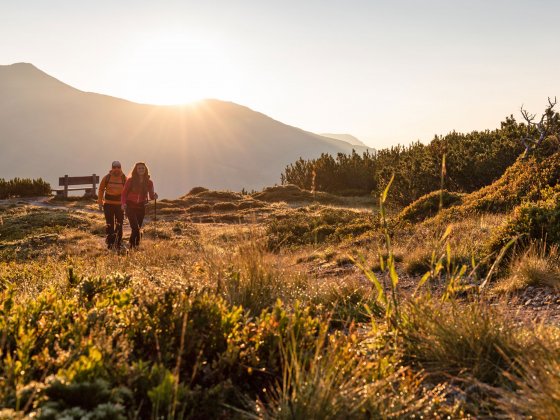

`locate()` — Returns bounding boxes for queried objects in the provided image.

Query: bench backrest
[59,175,100,186]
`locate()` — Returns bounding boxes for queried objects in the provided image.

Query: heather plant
[252,183,345,205]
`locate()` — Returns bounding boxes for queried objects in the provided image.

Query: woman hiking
[121,162,158,249]
[98,161,127,250]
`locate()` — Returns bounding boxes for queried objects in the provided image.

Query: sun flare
[120,31,235,105]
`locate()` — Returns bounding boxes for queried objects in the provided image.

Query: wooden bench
[54,174,100,198]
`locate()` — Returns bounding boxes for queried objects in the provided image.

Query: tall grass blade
[381,173,395,204]
[480,236,519,290]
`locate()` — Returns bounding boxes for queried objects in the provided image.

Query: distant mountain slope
[0,63,370,198]
[320,133,369,148]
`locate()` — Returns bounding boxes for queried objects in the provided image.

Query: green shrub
[37,378,127,419]
[282,116,526,204]
[0,178,51,199]
[434,150,560,223]
[487,192,560,257]
[0,208,90,242]
[399,190,464,223]
[266,206,375,249]
[252,184,344,205]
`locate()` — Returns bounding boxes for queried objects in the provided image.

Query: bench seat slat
[53,187,96,192]
[59,175,100,186]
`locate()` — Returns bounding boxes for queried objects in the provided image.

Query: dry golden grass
[493,244,560,294]
[1,197,559,418]
[400,213,505,277]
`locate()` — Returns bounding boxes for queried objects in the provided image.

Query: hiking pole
[153,198,158,239]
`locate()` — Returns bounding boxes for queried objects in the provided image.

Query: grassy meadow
[0,171,560,418]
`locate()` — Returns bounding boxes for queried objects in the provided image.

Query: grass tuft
[494,243,560,294]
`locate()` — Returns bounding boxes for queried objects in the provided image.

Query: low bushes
[4,267,436,418]
[399,190,464,223]
[0,178,51,199]
[266,206,376,249]
[486,191,560,257]
[252,184,344,205]
[0,207,91,242]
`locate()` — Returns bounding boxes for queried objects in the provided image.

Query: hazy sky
[1,0,559,148]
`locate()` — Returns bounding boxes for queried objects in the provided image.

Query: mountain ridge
[320,133,369,148]
[0,63,370,198]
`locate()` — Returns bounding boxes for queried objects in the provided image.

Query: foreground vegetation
[2,101,560,417]
[1,160,559,418]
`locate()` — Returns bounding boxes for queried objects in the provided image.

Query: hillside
[1,154,559,417]
[0,63,370,198]
[1,65,560,419]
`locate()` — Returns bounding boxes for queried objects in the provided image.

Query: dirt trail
[0,196,98,214]
[0,196,138,237]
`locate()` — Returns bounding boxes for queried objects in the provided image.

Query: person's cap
[112,161,121,168]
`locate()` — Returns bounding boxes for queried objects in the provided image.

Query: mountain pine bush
[0,178,51,199]
[282,116,526,205]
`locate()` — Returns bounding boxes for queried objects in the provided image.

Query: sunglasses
[112,166,121,169]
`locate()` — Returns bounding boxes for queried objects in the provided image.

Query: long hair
[129,162,151,194]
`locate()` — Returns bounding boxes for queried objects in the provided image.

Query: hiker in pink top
[121,162,158,248]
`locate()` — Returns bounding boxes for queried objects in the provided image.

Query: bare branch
[520,105,536,125]
[519,97,560,157]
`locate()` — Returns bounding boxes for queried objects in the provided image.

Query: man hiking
[98,161,127,250]
[121,162,158,249]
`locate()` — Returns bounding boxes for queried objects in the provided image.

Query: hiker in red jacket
[121,162,158,249]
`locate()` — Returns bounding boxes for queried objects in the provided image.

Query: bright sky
[1,0,559,148]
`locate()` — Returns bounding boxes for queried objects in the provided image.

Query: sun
[119,31,235,105]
